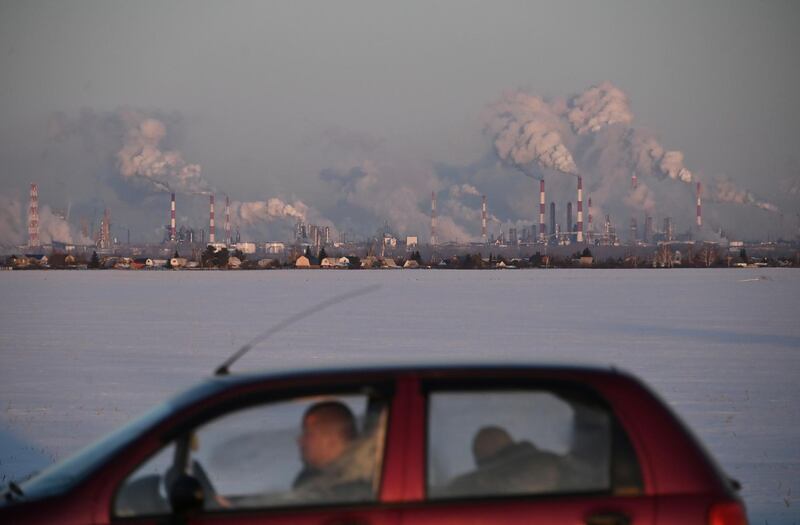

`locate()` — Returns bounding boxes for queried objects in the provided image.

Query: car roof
[209,361,623,388]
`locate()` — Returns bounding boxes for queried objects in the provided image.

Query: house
[295,255,311,268]
[403,260,420,269]
[47,253,77,268]
[9,255,30,268]
[257,258,276,269]
[227,256,242,269]
[361,256,379,269]
[26,254,48,267]
[381,258,400,269]
[320,257,338,268]
[170,257,188,269]
[336,257,351,268]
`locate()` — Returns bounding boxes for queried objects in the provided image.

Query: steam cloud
[0,195,91,247]
[711,177,779,212]
[567,81,634,135]
[234,198,309,224]
[117,112,208,194]
[483,92,578,176]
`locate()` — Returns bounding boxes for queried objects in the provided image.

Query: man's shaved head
[298,401,357,469]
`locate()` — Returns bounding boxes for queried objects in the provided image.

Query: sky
[1,0,799,245]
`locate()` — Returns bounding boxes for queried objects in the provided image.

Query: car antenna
[214,283,381,376]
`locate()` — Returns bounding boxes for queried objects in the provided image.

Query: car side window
[114,392,389,518]
[426,388,642,499]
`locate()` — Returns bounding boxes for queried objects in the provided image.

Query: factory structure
[7,176,798,269]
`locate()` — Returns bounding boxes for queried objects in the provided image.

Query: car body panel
[0,363,745,525]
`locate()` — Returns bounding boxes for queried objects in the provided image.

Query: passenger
[293,401,372,501]
[447,426,562,496]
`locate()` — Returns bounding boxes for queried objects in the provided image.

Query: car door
[401,377,656,525]
[109,383,400,525]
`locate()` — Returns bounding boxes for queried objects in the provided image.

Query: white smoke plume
[568,81,634,135]
[320,159,472,243]
[627,130,693,183]
[0,195,24,247]
[483,91,578,176]
[0,195,91,247]
[448,184,481,199]
[710,176,779,213]
[117,111,208,195]
[233,198,309,224]
[624,182,657,214]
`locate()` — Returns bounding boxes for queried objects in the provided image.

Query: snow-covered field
[1,269,798,522]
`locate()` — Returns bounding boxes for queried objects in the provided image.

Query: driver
[293,400,363,495]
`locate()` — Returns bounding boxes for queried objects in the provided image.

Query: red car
[1,364,747,524]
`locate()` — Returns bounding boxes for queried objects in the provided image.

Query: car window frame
[110,380,395,521]
[420,377,644,503]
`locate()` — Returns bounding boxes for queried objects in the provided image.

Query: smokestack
[430,191,437,245]
[224,195,231,245]
[644,215,653,243]
[696,182,702,229]
[101,208,111,249]
[576,177,584,243]
[170,193,176,242]
[549,202,556,237]
[481,195,488,243]
[539,180,546,242]
[587,196,593,242]
[209,195,216,244]
[566,201,573,237]
[28,183,40,248]
[630,174,638,243]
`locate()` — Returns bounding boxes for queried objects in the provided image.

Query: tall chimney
[481,195,488,243]
[587,196,593,241]
[170,193,176,242]
[538,180,546,242]
[209,194,216,244]
[224,195,231,245]
[576,176,584,243]
[630,174,638,243]
[696,182,702,229]
[28,183,40,248]
[549,202,556,237]
[101,208,111,249]
[566,201,573,237]
[430,191,437,246]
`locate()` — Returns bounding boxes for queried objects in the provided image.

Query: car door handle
[585,511,631,525]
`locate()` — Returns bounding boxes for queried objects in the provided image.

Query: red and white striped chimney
[631,174,638,190]
[481,195,487,243]
[224,196,231,244]
[170,193,176,242]
[209,195,216,243]
[539,180,546,242]
[576,176,584,243]
[696,182,702,229]
[28,183,40,247]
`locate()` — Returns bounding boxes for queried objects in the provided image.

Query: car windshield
[17,380,222,501]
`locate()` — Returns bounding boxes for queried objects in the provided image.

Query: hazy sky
[1,0,799,243]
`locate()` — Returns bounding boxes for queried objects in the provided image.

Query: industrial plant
[5,176,798,271]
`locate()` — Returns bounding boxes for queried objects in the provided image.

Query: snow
[1,269,799,522]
